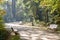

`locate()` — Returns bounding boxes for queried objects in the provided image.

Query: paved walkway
[17,27,60,40]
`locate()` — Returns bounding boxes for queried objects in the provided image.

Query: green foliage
[40,0,60,14]
[0,14,8,40]
[0,0,60,26]
[19,0,59,29]
[0,15,5,29]
[0,10,6,16]
[9,35,20,40]
[0,29,10,40]
[0,8,8,40]
[56,25,60,31]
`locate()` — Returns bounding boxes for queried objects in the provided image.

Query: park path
[17,27,60,40]
[5,23,60,40]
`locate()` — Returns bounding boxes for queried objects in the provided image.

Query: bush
[0,15,5,29]
[0,15,10,40]
[55,20,60,31]
[9,35,20,40]
[56,25,60,31]
[0,29,21,40]
[0,29,10,40]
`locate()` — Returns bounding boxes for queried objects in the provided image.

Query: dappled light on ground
[5,23,60,40]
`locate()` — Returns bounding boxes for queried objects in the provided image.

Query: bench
[48,24,58,32]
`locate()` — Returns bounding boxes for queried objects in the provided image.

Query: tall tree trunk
[6,1,11,22]
[12,0,16,21]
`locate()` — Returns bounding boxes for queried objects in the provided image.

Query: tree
[12,0,16,21]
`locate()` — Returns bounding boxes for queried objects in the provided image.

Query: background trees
[0,0,60,25]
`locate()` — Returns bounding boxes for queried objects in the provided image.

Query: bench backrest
[49,24,58,29]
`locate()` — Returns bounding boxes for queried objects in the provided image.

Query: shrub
[55,20,60,31]
[9,35,20,40]
[0,29,10,40]
[0,14,10,40]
